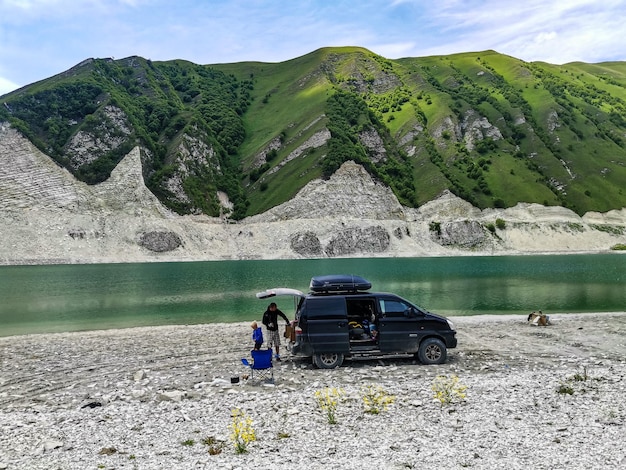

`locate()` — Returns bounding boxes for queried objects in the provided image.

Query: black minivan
[257,275,457,369]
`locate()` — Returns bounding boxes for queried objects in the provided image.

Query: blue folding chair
[241,349,274,383]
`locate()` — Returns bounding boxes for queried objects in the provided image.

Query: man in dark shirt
[262,302,290,361]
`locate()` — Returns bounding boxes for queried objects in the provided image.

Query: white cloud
[0,76,20,95]
[533,32,557,45]
[410,0,626,63]
[369,42,417,59]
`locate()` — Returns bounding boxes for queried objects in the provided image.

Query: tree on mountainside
[323,90,417,205]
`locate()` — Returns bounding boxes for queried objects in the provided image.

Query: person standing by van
[262,302,290,361]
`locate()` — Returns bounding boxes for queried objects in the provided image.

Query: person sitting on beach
[251,321,263,350]
[527,310,551,326]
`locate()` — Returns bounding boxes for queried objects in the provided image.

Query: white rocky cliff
[1,124,625,265]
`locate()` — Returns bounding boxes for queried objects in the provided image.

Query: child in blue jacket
[251,321,263,350]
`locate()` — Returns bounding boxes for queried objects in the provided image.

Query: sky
[1,0,626,96]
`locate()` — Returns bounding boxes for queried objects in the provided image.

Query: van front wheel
[313,353,344,369]
[417,338,447,364]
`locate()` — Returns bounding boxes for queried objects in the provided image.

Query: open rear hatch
[256,288,304,299]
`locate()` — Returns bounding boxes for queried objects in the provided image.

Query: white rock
[39,440,63,453]
[134,369,147,381]
[156,390,185,402]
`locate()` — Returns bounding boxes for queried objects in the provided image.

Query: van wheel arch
[417,337,447,364]
[313,352,344,369]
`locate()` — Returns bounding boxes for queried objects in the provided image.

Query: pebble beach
[1,312,625,469]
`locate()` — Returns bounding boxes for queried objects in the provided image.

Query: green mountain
[2,47,626,218]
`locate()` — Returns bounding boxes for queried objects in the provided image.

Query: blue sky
[1,0,626,95]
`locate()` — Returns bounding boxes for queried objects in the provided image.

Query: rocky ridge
[1,124,625,265]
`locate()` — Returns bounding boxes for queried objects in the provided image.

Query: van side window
[346,299,376,322]
[379,299,410,317]
[306,297,345,318]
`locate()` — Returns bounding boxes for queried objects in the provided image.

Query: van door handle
[338,321,347,327]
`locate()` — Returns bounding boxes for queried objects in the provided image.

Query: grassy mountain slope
[2,48,626,218]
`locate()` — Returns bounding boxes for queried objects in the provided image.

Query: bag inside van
[347,299,378,342]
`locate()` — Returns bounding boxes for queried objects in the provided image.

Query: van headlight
[446,319,455,331]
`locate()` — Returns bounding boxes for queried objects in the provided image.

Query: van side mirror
[406,307,422,318]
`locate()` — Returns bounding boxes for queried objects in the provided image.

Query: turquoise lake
[1,254,624,337]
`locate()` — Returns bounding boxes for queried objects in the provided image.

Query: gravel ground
[1,312,625,469]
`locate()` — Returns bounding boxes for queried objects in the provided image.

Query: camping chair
[241,349,274,383]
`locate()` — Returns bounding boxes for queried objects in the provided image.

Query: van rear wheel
[313,352,344,369]
[417,338,447,364]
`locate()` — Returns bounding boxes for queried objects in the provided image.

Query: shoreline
[2,309,625,340]
[1,248,624,267]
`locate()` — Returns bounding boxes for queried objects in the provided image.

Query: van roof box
[309,274,372,293]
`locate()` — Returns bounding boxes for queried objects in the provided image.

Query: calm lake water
[1,254,625,337]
